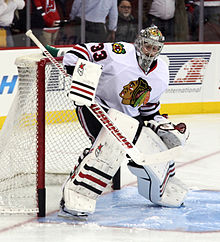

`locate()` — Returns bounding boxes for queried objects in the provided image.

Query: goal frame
[37,58,46,217]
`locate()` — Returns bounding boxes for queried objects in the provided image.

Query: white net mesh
[0,54,90,214]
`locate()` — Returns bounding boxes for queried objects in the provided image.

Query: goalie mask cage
[0,54,94,217]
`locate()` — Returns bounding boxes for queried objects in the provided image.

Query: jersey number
[91,44,107,62]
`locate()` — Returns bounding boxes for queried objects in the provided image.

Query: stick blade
[138,146,183,166]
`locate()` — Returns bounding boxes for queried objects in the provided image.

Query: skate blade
[58,209,88,221]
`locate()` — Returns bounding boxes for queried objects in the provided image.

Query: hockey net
[0,54,91,216]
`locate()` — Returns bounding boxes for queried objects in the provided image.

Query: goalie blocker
[60,108,188,217]
[68,58,102,106]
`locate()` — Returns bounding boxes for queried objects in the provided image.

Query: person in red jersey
[31,0,60,45]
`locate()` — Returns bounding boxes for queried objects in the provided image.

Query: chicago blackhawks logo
[112,43,126,54]
[119,78,152,107]
[149,28,163,38]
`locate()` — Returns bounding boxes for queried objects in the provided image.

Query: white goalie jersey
[63,42,169,117]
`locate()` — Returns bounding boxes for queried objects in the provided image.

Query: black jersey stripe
[78,43,87,49]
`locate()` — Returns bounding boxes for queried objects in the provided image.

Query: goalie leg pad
[128,126,188,207]
[128,161,187,207]
[63,133,125,213]
[157,176,188,207]
[128,160,180,205]
[62,108,140,214]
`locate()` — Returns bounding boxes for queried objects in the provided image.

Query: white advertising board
[0,48,41,116]
[0,44,220,120]
[160,44,220,104]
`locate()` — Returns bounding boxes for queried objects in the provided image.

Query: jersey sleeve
[0,1,7,15]
[63,42,115,75]
[33,0,60,27]
[139,102,161,119]
[16,0,25,10]
[69,0,80,20]
[63,44,93,75]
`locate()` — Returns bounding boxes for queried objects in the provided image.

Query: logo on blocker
[77,63,86,76]
[95,144,104,157]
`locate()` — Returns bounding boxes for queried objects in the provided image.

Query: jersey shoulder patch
[112,42,127,54]
[111,42,134,55]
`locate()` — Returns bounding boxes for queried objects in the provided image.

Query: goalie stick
[25,29,182,166]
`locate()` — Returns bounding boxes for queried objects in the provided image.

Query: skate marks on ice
[41,186,220,232]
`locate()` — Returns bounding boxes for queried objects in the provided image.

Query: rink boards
[1,43,220,130]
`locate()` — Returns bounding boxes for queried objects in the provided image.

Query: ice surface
[0,114,220,242]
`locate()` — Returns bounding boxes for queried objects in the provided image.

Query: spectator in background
[31,0,60,46]
[115,0,138,42]
[55,0,75,45]
[143,0,189,42]
[174,0,189,41]
[143,0,176,42]
[56,0,73,20]
[69,0,118,43]
[187,0,220,41]
[0,0,25,47]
